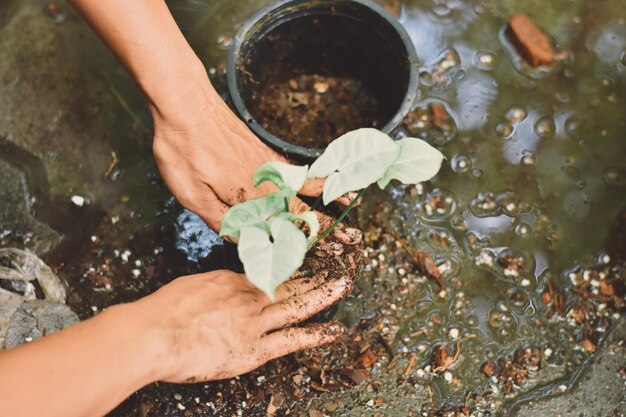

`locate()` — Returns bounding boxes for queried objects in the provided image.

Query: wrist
[147,58,222,128]
[101,302,175,385]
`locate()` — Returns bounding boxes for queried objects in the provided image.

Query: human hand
[131,269,351,383]
[150,73,362,245]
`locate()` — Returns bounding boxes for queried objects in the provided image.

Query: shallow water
[1,0,625,415]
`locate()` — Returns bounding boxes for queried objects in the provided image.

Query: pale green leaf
[253,162,308,193]
[238,217,307,300]
[308,128,401,205]
[377,138,445,188]
[277,211,320,238]
[219,192,288,239]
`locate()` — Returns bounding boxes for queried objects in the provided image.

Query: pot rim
[227,0,419,160]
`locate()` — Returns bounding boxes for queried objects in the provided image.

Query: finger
[298,178,360,207]
[288,196,362,245]
[261,275,353,331]
[259,322,344,360]
[272,271,329,303]
[176,183,230,234]
[315,209,363,246]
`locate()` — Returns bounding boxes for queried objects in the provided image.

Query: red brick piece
[508,13,555,67]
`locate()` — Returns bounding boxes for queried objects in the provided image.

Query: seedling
[220,128,444,299]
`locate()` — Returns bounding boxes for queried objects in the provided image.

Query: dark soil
[251,73,383,148]
[102,221,365,417]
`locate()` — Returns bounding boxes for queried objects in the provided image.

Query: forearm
[68,0,219,120]
[0,304,167,417]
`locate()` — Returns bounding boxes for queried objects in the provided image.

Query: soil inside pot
[252,73,383,148]
[250,74,385,148]
[240,12,410,149]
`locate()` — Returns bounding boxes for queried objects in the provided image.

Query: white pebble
[521,279,531,287]
[177,403,186,411]
[416,369,426,378]
[70,195,86,207]
[120,250,131,263]
[444,372,453,383]
[544,348,553,357]
[449,328,460,339]
[131,269,141,278]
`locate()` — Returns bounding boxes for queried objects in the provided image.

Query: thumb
[289,196,362,246]
[298,177,360,207]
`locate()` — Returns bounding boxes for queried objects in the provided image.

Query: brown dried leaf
[600,281,614,296]
[433,346,455,371]
[429,103,453,131]
[341,368,370,384]
[309,381,332,393]
[357,350,379,368]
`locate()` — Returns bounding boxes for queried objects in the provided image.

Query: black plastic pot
[227,0,418,161]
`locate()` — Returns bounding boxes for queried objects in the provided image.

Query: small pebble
[449,328,460,339]
[444,372,453,383]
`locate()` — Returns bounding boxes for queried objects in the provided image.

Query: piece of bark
[581,339,597,353]
[481,361,496,377]
[508,13,554,67]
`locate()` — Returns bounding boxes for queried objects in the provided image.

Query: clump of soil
[251,73,383,148]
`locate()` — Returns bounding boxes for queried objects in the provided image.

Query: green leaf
[219,192,288,239]
[253,162,308,193]
[238,217,308,300]
[277,211,320,238]
[376,137,445,189]
[308,128,401,205]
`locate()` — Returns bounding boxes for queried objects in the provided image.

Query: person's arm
[0,270,351,417]
[67,0,360,243]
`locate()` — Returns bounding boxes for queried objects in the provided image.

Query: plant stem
[300,194,323,231]
[310,188,366,247]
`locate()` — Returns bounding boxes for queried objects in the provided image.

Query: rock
[0,158,62,254]
[508,13,555,67]
[4,300,78,349]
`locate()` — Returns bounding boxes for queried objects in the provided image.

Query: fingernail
[326,321,345,335]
